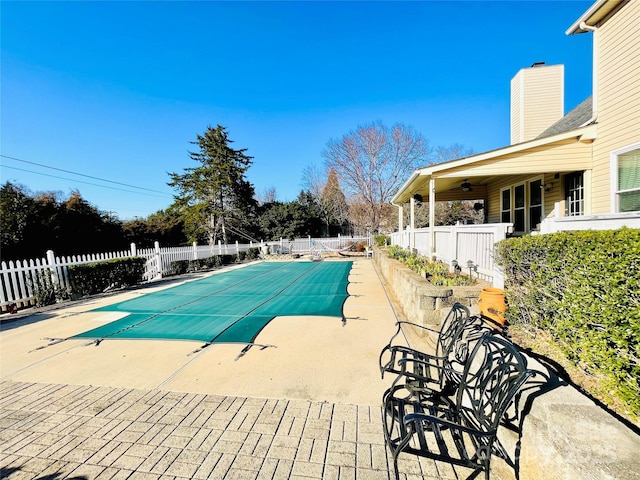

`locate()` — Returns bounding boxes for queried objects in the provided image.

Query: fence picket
[0,261,7,305]
[25,259,39,300]
[16,260,28,302]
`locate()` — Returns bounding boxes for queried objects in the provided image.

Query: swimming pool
[73,261,352,344]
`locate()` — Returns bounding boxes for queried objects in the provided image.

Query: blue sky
[1,1,593,220]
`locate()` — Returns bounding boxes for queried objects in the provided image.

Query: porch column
[429,177,436,260]
[584,169,592,215]
[410,196,416,251]
[397,204,404,236]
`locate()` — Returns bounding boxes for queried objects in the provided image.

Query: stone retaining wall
[371,247,640,480]
[371,246,486,326]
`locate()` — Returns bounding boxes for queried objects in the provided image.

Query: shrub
[170,260,189,276]
[355,241,367,252]
[170,252,254,276]
[220,254,234,265]
[495,228,640,418]
[374,234,390,247]
[27,270,70,307]
[69,257,145,298]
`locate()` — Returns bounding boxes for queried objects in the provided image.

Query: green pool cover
[73,261,352,344]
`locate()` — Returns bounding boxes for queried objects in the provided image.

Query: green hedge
[69,257,146,298]
[169,248,261,276]
[495,228,640,417]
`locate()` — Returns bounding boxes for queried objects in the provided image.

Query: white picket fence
[0,249,136,310]
[0,235,371,309]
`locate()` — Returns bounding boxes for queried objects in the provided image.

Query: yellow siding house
[392,0,639,270]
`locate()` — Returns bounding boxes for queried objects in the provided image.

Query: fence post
[235,241,239,254]
[193,242,198,260]
[453,223,460,265]
[130,243,137,256]
[218,240,222,255]
[491,225,507,288]
[154,241,163,278]
[46,250,60,291]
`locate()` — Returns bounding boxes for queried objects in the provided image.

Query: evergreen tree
[0,182,33,259]
[168,125,257,245]
[320,169,349,236]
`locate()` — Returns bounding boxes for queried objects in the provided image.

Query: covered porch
[390,127,599,287]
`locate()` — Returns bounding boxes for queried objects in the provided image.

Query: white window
[565,172,584,216]
[513,183,526,234]
[501,178,544,234]
[500,188,511,223]
[529,179,543,230]
[612,143,640,212]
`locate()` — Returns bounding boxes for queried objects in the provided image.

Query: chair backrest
[455,333,533,433]
[434,304,490,391]
[435,303,474,359]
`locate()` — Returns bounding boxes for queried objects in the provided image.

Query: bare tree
[435,143,474,163]
[256,186,277,205]
[322,121,430,232]
[300,164,325,199]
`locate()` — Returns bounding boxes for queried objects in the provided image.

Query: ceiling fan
[448,179,475,192]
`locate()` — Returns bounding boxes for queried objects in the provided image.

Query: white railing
[0,235,372,309]
[390,224,513,287]
[390,213,640,287]
[539,209,640,233]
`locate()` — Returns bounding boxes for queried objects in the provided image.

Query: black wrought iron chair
[383,333,534,480]
[379,303,487,398]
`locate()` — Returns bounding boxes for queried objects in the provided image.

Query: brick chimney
[510,63,564,144]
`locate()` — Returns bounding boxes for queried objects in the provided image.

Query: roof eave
[390,124,597,205]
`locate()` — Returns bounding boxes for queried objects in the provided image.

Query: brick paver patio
[0,381,460,480]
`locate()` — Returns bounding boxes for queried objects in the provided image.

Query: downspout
[579,21,598,127]
[578,21,598,216]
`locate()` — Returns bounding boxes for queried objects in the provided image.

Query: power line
[1,165,172,199]
[0,154,171,196]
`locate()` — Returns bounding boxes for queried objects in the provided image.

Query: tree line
[0,181,345,261]
[1,123,482,261]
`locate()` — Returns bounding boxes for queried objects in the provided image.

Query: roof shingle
[536,96,594,139]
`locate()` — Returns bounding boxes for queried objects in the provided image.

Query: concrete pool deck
[0,258,465,479]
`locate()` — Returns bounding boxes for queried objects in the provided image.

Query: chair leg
[392,451,401,480]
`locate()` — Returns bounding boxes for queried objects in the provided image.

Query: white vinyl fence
[390,224,513,287]
[0,235,371,309]
[389,213,640,287]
